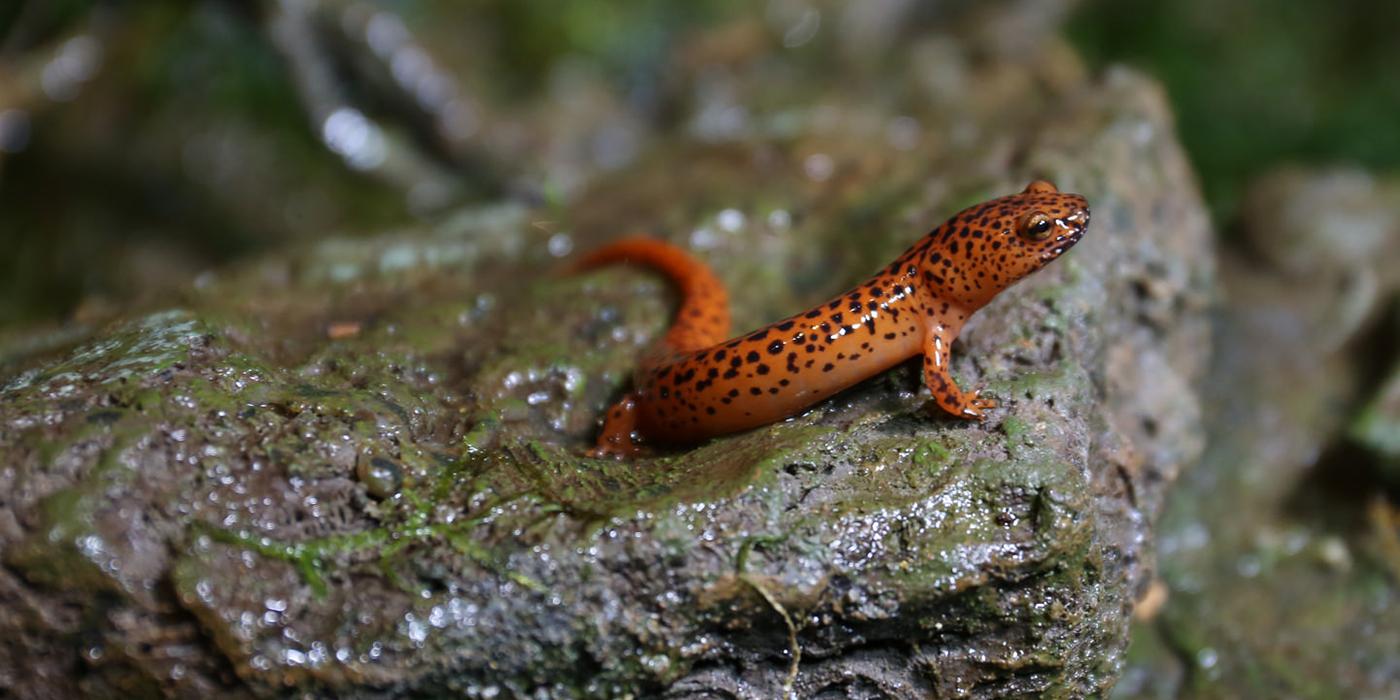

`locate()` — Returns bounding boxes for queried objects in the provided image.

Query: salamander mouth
[1040,206,1090,261]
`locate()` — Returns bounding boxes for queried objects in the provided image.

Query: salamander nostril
[1062,207,1089,233]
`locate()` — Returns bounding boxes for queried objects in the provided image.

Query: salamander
[574,180,1090,457]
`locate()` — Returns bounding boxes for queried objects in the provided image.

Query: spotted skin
[576,180,1090,457]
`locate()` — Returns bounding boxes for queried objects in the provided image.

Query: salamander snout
[1062,203,1089,240]
[1037,197,1089,261]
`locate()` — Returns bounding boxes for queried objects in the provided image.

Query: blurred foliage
[1069,0,1400,221]
[5,0,1400,326]
[0,0,748,327]
[0,2,408,325]
[416,0,744,100]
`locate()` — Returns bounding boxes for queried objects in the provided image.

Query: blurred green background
[2,0,1398,323]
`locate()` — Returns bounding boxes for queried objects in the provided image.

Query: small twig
[739,572,801,699]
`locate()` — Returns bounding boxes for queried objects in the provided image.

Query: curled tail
[570,237,731,353]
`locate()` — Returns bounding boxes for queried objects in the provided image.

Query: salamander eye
[1019,212,1053,241]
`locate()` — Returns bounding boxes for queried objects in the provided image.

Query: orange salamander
[575,180,1090,457]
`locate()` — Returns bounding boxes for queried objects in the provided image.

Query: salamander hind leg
[921,325,997,420]
[588,394,649,459]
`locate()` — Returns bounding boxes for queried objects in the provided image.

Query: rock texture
[1113,167,1400,700]
[0,6,1212,699]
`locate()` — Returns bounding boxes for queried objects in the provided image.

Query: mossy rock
[0,12,1212,700]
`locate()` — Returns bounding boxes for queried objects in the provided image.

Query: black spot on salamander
[728,388,740,397]
[714,349,727,361]
[867,301,879,311]
[949,242,959,254]
[748,329,769,341]
[749,387,762,396]
[850,353,862,360]
[768,387,779,394]
[776,321,795,331]
[779,378,790,386]
[707,368,719,378]
[871,287,883,297]
[831,313,843,324]
[721,397,732,404]
[746,350,760,363]
[767,340,784,355]
[805,309,822,319]
[706,406,716,415]
[827,300,841,310]
[804,344,817,354]
[695,350,708,361]
[848,301,863,314]
[730,356,743,368]
[819,322,831,333]
[884,332,897,340]
[756,364,770,375]
[723,369,739,379]
[822,362,835,372]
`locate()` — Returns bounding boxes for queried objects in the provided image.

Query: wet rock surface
[0,5,1212,699]
[1113,168,1400,699]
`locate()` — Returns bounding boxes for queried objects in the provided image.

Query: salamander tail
[570,237,731,352]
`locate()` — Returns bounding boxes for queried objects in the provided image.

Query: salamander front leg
[921,323,996,420]
[588,394,649,458]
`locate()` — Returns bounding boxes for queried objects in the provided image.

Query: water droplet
[547,233,574,257]
[321,108,387,171]
[1196,647,1218,669]
[358,455,404,499]
[717,208,746,232]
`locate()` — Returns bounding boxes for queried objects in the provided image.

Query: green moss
[911,439,951,473]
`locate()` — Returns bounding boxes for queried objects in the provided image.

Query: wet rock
[0,7,1212,700]
[1113,168,1400,699]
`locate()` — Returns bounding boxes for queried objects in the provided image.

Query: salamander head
[923,179,1090,310]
